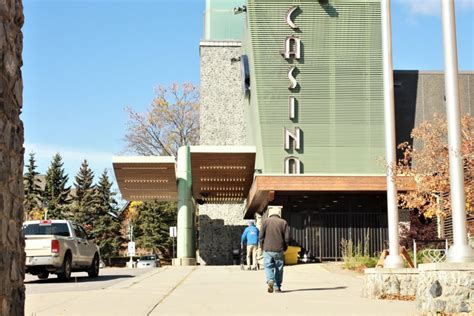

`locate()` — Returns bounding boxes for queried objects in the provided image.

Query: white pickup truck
[23,220,100,281]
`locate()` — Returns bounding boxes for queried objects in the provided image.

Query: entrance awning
[190,146,256,204]
[244,175,416,218]
[112,146,256,204]
[113,156,178,201]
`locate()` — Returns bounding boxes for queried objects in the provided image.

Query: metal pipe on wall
[441,0,474,263]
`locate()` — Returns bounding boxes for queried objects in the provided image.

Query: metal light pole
[126,223,135,268]
[441,0,474,263]
[381,0,403,268]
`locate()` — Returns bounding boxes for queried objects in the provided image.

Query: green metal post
[175,146,196,265]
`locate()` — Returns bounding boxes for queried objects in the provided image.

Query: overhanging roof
[113,156,178,201]
[244,175,416,218]
[112,146,256,204]
[190,146,256,204]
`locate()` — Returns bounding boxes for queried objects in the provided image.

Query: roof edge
[190,145,256,154]
[112,156,176,164]
[200,40,242,47]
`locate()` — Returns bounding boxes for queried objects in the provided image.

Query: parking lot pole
[441,0,474,263]
[175,146,196,265]
[381,0,403,268]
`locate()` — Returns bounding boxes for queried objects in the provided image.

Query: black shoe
[274,287,282,293]
[267,282,274,293]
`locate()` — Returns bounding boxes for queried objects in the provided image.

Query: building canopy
[113,146,256,204]
[113,156,178,201]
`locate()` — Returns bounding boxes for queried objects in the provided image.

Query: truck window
[73,225,87,239]
[23,223,70,237]
[79,226,89,239]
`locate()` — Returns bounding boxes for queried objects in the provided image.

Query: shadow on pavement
[24,274,134,284]
[283,286,347,293]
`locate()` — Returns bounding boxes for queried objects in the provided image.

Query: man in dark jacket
[259,205,290,293]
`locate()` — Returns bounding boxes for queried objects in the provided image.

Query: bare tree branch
[124,82,200,157]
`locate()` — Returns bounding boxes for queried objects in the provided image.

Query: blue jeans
[263,251,284,288]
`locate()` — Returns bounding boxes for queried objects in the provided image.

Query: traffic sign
[127,242,136,256]
[169,226,177,237]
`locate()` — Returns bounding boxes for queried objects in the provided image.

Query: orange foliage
[395,113,473,218]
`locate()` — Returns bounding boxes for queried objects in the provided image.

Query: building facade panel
[245,0,385,174]
[204,0,245,41]
[393,71,474,156]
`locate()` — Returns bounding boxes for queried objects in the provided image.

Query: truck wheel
[58,255,72,282]
[38,272,49,280]
[88,254,100,278]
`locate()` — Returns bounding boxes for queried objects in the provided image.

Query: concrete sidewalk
[26,264,416,316]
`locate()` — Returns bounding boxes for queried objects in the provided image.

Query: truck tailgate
[25,235,54,256]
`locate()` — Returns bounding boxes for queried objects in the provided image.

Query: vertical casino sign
[283,6,302,174]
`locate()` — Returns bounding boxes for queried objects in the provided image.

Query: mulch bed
[379,294,416,301]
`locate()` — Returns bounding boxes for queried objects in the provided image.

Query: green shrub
[341,232,378,271]
[403,249,426,267]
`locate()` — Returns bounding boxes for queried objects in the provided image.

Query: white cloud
[395,0,474,16]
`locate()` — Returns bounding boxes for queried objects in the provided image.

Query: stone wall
[0,0,25,315]
[199,42,245,146]
[363,268,419,299]
[364,263,474,315]
[198,41,247,265]
[197,204,246,265]
[416,263,474,315]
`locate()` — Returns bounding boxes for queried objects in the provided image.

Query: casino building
[113,0,474,265]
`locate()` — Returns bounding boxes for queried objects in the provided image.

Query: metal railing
[413,239,448,268]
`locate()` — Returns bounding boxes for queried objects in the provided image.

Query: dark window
[80,226,89,238]
[288,159,296,174]
[73,225,87,239]
[241,54,251,97]
[23,223,70,237]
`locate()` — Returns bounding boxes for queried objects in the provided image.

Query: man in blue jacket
[241,220,259,270]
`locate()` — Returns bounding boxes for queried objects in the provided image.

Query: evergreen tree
[72,159,95,229]
[43,153,71,219]
[93,170,124,259]
[135,201,176,257]
[23,152,42,219]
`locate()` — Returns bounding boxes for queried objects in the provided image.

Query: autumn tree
[396,113,473,236]
[122,82,199,257]
[23,152,43,220]
[43,153,71,219]
[124,82,199,156]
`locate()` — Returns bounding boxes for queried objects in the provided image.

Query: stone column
[198,42,247,265]
[0,1,25,315]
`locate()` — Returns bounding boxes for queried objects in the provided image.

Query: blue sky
[23,0,473,189]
